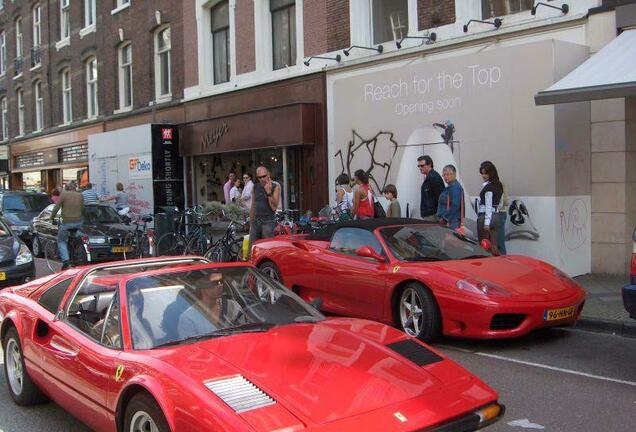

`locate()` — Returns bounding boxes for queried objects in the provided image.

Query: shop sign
[200,122,228,151]
[152,124,184,209]
[129,157,153,179]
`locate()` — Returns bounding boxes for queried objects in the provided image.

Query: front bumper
[439,290,586,339]
[622,284,636,319]
[0,261,36,288]
[86,245,129,262]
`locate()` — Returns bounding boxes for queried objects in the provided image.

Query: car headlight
[15,243,33,266]
[456,277,511,297]
[88,236,107,244]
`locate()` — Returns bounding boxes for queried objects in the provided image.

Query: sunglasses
[417,164,426,168]
[257,175,268,180]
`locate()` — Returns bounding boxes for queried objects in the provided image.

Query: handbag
[374,200,386,218]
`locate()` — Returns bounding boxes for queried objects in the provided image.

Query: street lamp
[303,55,342,66]
[396,33,437,49]
[463,18,503,33]
[343,45,384,56]
[531,2,569,15]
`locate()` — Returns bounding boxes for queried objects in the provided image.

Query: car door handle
[48,337,79,359]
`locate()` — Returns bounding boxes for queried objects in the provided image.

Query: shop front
[180,74,328,213]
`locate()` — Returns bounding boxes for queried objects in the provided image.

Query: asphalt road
[0,261,633,431]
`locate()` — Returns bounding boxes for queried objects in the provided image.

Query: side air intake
[205,375,275,413]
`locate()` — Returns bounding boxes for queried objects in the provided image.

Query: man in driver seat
[177,272,242,340]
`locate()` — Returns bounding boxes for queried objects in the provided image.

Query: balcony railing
[13,57,23,77]
[30,46,41,68]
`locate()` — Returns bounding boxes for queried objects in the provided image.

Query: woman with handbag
[477,161,503,255]
[352,169,375,220]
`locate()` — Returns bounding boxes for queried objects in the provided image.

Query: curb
[575,317,636,338]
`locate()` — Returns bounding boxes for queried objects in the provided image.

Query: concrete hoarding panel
[328,40,591,275]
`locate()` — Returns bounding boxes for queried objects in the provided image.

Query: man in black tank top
[249,166,281,248]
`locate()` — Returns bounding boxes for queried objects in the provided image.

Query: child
[383,184,401,218]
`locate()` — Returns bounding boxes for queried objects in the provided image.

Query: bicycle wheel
[44,240,62,273]
[122,232,137,260]
[69,240,88,267]
[139,235,152,258]
[156,233,187,256]
[228,239,243,261]
[204,244,226,262]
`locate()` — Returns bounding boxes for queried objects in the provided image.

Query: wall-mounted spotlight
[531,2,569,15]
[396,33,437,49]
[463,18,503,33]
[343,45,384,56]
[303,54,342,66]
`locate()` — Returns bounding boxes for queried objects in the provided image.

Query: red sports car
[1,256,504,432]
[251,219,586,341]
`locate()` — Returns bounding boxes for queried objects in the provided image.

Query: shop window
[22,171,42,191]
[118,43,133,109]
[34,80,44,131]
[60,0,70,41]
[211,1,230,84]
[482,0,533,18]
[84,0,96,28]
[62,68,72,124]
[15,17,23,60]
[372,0,408,45]
[16,88,24,136]
[0,97,7,140]
[154,26,171,100]
[271,0,296,70]
[0,31,5,75]
[86,56,98,118]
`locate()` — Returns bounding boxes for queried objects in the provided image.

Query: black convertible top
[306,218,430,241]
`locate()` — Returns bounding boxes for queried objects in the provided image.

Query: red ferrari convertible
[1,256,503,432]
[251,219,586,341]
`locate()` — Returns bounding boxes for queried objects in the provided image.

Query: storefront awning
[535,30,636,105]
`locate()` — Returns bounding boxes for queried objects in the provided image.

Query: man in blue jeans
[51,181,85,269]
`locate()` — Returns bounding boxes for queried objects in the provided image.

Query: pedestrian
[223,172,236,204]
[229,177,243,204]
[51,187,61,204]
[249,166,281,246]
[50,181,84,269]
[481,160,509,254]
[335,173,354,219]
[477,161,504,255]
[383,184,401,218]
[437,165,464,229]
[100,182,129,210]
[240,173,254,210]
[352,169,374,220]
[81,182,99,205]
[418,155,445,222]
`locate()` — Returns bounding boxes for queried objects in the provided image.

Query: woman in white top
[240,173,254,210]
[335,173,354,218]
[229,178,243,204]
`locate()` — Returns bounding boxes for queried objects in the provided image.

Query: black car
[0,217,35,287]
[31,203,136,262]
[0,191,51,245]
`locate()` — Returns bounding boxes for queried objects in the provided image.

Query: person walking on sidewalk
[50,181,84,269]
[383,184,401,218]
[437,165,464,230]
[418,155,444,222]
[249,166,281,245]
[352,169,374,220]
[477,161,504,255]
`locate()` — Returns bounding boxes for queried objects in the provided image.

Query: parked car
[0,191,51,246]
[0,217,35,288]
[0,257,504,432]
[622,227,636,318]
[251,218,586,341]
[31,203,136,262]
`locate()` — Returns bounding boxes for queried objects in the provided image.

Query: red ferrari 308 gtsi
[251,219,586,341]
[1,256,504,432]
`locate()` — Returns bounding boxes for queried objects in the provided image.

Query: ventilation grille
[386,339,443,366]
[205,375,275,413]
[490,314,526,331]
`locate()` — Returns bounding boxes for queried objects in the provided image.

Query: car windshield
[3,195,51,212]
[126,266,324,350]
[380,225,491,261]
[85,206,122,224]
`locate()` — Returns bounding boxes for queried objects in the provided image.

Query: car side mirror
[355,246,384,262]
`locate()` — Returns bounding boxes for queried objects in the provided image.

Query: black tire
[204,245,226,262]
[156,233,186,256]
[31,235,44,258]
[138,235,151,258]
[184,234,207,256]
[122,232,136,260]
[258,261,282,283]
[396,282,441,342]
[124,393,170,432]
[2,328,47,406]
[69,240,88,267]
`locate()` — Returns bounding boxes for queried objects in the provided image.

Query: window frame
[270,0,296,71]
[62,68,72,124]
[0,31,5,75]
[34,80,43,131]
[1,97,8,140]
[154,26,172,100]
[118,42,133,109]
[370,0,409,45]
[38,278,74,314]
[328,227,386,258]
[15,17,23,59]
[60,0,70,41]
[32,5,42,49]
[481,0,534,19]
[211,1,230,85]
[84,0,96,28]
[85,57,98,119]
[16,88,24,136]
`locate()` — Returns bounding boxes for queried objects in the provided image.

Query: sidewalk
[574,273,636,338]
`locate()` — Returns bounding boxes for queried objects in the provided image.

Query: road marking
[475,352,636,387]
[507,419,545,429]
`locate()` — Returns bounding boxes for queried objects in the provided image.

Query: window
[118,43,132,109]
[0,32,5,75]
[211,1,230,84]
[84,0,96,27]
[34,80,43,131]
[60,0,70,40]
[15,17,22,59]
[482,0,533,18]
[38,278,74,314]
[17,89,24,136]
[86,57,98,118]
[372,0,408,45]
[1,98,7,140]
[116,0,131,7]
[329,228,384,257]
[271,0,296,70]
[62,68,72,123]
[154,27,171,99]
[33,5,41,48]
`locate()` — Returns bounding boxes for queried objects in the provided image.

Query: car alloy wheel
[129,411,160,432]
[400,288,424,337]
[32,236,43,258]
[5,338,24,396]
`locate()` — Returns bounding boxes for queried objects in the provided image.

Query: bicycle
[273,209,301,236]
[44,226,90,272]
[122,214,155,260]
[203,219,247,262]
[155,206,212,256]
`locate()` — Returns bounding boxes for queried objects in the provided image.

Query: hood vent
[387,339,443,366]
[205,375,275,413]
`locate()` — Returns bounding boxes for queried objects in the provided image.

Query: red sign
[162,128,173,140]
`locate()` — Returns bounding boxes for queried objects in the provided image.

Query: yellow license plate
[0,272,5,281]
[544,306,576,321]
[111,246,131,253]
